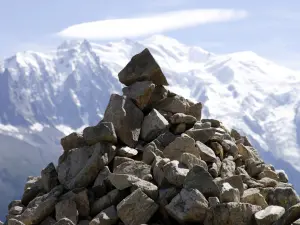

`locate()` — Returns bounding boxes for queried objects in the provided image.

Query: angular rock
[54,218,74,225]
[245,158,265,177]
[215,175,244,195]
[258,177,278,187]
[60,132,86,152]
[201,119,220,128]
[266,187,300,209]
[152,157,170,187]
[169,113,197,125]
[237,143,260,161]
[142,142,164,165]
[221,140,238,157]
[187,102,202,120]
[9,206,25,216]
[91,189,127,216]
[180,152,208,170]
[93,166,112,198]
[41,163,59,192]
[163,134,199,161]
[103,94,144,147]
[220,158,236,178]
[8,219,25,225]
[184,165,220,198]
[173,123,186,134]
[210,142,224,160]
[255,205,285,225]
[208,197,220,208]
[113,160,151,180]
[195,141,217,162]
[117,189,159,225]
[273,203,300,225]
[122,81,156,110]
[193,122,211,129]
[40,217,56,225]
[90,205,119,225]
[258,170,279,181]
[165,188,208,224]
[153,131,177,148]
[116,146,138,158]
[141,109,169,142]
[21,176,43,206]
[209,157,222,178]
[277,170,289,183]
[55,199,78,225]
[113,157,134,170]
[8,200,23,211]
[220,183,240,203]
[154,95,189,114]
[57,143,116,190]
[163,160,189,187]
[83,122,117,145]
[241,188,268,209]
[19,185,64,225]
[204,202,262,225]
[118,48,168,86]
[158,187,179,206]
[185,128,216,143]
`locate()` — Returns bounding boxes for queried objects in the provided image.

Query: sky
[0,0,299,69]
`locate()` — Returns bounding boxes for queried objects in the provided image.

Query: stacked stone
[3,48,300,225]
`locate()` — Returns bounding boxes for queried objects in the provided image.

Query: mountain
[1,34,300,219]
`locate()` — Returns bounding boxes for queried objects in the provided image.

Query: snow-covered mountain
[1,34,300,219]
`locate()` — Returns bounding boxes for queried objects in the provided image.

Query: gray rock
[255,205,285,225]
[54,218,75,225]
[185,128,216,143]
[117,189,159,225]
[163,134,199,161]
[60,132,86,152]
[209,142,224,160]
[103,94,144,147]
[122,81,155,110]
[19,185,64,225]
[165,188,208,224]
[180,152,208,170]
[187,102,202,120]
[221,140,238,157]
[245,158,265,177]
[113,160,151,180]
[193,122,211,129]
[93,166,112,198]
[9,206,24,215]
[91,189,127,216]
[266,187,300,210]
[90,205,119,225]
[201,119,221,128]
[273,203,300,225]
[169,113,197,125]
[57,143,116,190]
[154,95,189,114]
[113,157,134,170]
[209,157,222,178]
[148,85,168,107]
[41,163,59,192]
[277,170,289,183]
[21,176,43,206]
[152,157,170,187]
[158,187,179,206]
[220,158,236,178]
[241,188,268,209]
[204,202,262,225]
[141,109,169,142]
[142,142,164,165]
[258,177,278,187]
[258,170,279,181]
[118,48,168,86]
[184,165,220,198]
[40,217,56,225]
[195,141,217,162]
[8,200,23,211]
[8,219,25,225]
[208,197,220,208]
[173,123,186,134]
[55,199,78,225]
[116,146,138,158]
[237,143,260,161]
[153,131,177,148]
[220,183,240,203]
[163,160,189,187]
[83,122,117,145]
[215,175,244,196]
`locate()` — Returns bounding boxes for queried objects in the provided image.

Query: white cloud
[57,9,248,40]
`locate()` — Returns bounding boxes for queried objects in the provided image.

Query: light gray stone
[255,205,285,225]
[83,122,117,145]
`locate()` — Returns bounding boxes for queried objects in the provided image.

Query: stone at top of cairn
[118,48,169,86]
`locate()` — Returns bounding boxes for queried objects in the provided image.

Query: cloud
[57,9,248,40]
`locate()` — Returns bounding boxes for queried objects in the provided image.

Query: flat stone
[220,183,240,203]
[60,132,86,152]
[83,122,118,145]
[241,188,268,209]
[113,160,152,180]
[180,152,208,170]
[116,146,138,158]
[163,160,189,187]
[273,203,300,225]
[255,205,285,225]
[195,141,216,162]
[169,113,197,125]
[185,128,216,143]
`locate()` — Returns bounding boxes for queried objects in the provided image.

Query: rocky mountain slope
[1,35,300,219]
[2,48,300,225]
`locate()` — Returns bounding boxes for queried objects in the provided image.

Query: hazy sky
[1,0,299,69]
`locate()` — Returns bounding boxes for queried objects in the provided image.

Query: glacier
[0,34,300,219]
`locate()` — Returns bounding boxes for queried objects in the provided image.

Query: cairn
[3,48,300,225]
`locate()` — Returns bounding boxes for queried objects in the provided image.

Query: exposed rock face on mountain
[3,49,300,225]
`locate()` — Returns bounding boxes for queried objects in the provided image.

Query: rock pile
[3,48,300,225]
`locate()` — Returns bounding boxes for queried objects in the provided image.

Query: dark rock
[41,163,59,192]
[60,132,86,152]
[83,122,117,145]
